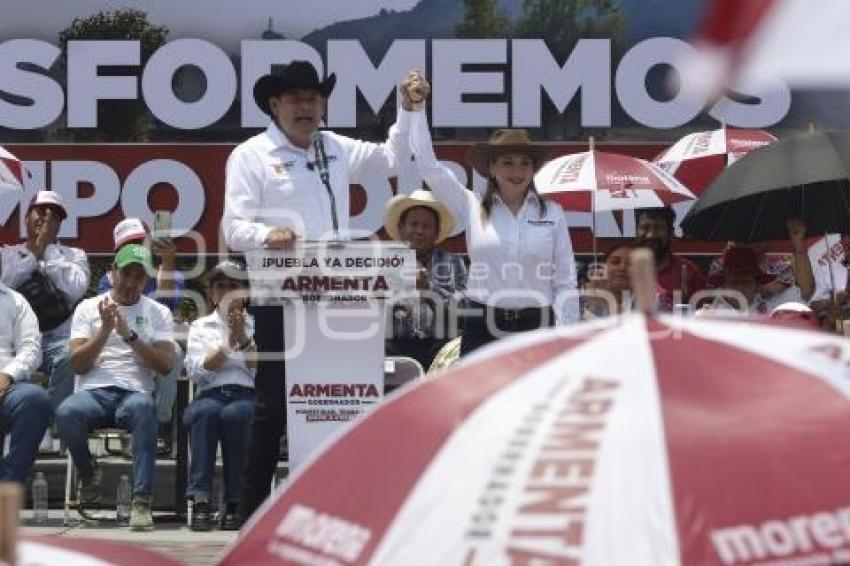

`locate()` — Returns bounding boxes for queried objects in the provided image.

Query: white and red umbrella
[654,127,777,195]
[682,0,850,97]
[0,146,27,195]
[18,535,183,565]
[534,149,696,213]
[221,314,850,566]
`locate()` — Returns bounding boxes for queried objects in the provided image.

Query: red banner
[3,142,728,255]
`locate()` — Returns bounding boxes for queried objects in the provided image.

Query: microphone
[310,131,330,184]
[309,131,339,236]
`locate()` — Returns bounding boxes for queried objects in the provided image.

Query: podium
[245,241,415,469]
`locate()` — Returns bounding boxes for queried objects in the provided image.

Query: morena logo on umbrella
[711,506,850,565]
[271,504,372,564]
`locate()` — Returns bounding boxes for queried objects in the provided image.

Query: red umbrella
[534,147,696,213]
[654,127,776,195]
[221,314,850,566]
[18,535,183,565]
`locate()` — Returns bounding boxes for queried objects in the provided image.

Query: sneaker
[220,503,241,531]
[191,501,214,532]
[129,494,154,531]
[77,463,102,506]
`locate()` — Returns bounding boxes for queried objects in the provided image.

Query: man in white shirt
[100,218,187,455]
[222,60,410,524]
[1,191,89,410]
[0,280,48,483]
[56,243,174,530]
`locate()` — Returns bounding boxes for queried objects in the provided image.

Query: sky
[0,0,421,49]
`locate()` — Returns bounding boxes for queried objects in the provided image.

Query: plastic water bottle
[32,471,48,523]
[116,475,131,525]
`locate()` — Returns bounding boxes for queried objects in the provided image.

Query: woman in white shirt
[400,73,579,356]
[183,260,256,531]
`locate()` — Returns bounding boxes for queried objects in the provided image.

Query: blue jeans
[0,382,51,483]
[183,386,255,503]
[41,337,74,412]
[56,387,156,496]
[155,344,184,424]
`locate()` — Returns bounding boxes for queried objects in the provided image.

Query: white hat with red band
[113,217,148,250]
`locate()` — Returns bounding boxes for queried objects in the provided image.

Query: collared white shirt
[0,242,90,341]
[407,109,579,324]
[185,310,256,392]
[812,257,848,302]
[222,109,411,251]
[0,282,41,381]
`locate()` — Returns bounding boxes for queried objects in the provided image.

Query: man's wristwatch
[123,330,139,344]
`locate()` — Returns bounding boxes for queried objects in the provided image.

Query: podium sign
[246,241,415,469]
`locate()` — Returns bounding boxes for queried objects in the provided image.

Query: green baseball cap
[114,243,154,271]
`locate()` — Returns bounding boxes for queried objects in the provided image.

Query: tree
[456,0,510,38]
[59,9,168,141]
[514,0,625,139]
[514,0,624,59]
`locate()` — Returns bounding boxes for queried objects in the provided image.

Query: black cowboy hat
[253,61,337,116]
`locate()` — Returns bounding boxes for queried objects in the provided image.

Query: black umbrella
[681,130,850,241]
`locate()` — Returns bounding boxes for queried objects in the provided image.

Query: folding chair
[62,376,131,525]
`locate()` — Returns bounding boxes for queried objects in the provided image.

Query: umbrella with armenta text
[221,312,850,566]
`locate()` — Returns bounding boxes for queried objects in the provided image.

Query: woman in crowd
[581,242,634,319]
[400,72,578,356]
[183,260,256,531]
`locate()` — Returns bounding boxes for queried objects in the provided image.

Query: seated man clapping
[184,260,256,531]
[57,244,174,531]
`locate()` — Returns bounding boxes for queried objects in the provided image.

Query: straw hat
[384,190,455,244]
[468,129,550,178]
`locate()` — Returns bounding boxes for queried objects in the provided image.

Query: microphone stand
[319,172,340,241]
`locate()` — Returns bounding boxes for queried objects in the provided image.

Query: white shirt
[812,258,848,302]
[0,242,90,341]
[0,282,41,381]
[222,109,411,251]
[407,109,579,324]
[185,310,256,392]
[70,292,174,394]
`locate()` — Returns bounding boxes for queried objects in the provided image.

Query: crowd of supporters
[0,69,845,535]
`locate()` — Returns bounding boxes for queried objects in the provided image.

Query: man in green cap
[56,243,175,530]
